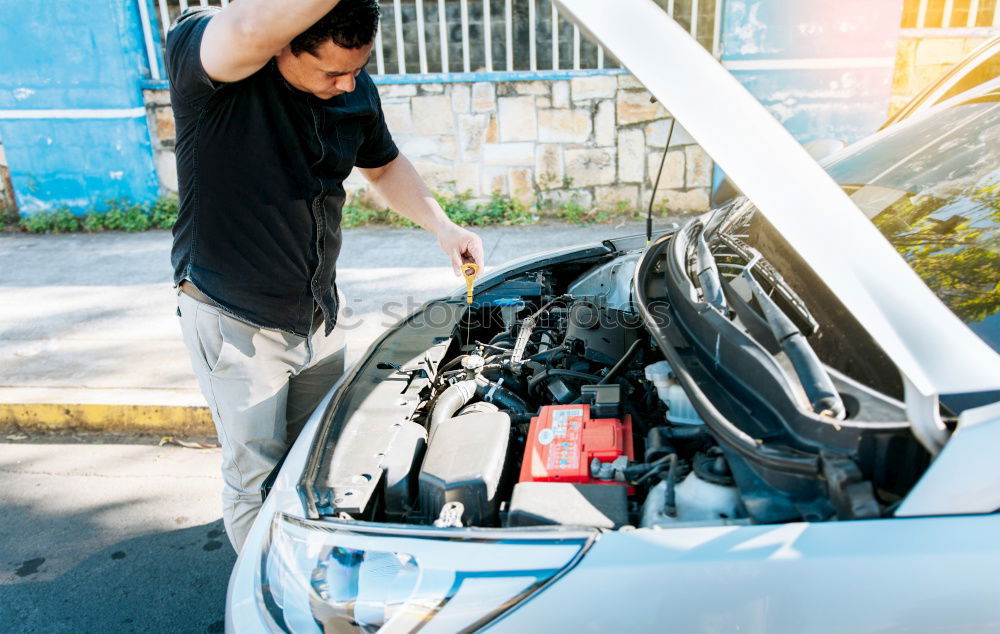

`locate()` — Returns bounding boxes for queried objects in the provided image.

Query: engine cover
[519,405,634,487]
[419,412,511,526]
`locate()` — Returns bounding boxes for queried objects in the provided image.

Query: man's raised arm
[200,0,342,83]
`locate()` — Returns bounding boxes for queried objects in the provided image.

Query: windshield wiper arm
[694,229,727,311]
[741,252,846,419]
[719,233,818,336]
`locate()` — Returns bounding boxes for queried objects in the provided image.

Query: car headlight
[259,513,591,633]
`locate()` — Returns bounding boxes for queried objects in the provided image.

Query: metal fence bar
[415,0,428,73]
[393,0,406,73]
[713,0,723,58]
[941,0,954,27]
[375,19,386,74]
[573,23,580,69]
[505,0,513,71]
[551,2,559,70]
[137,0,162,80]
[143,0,724,80]
[460,0,471,72]
[528,0,537,70]
[967,0,980,27]
[916,0,929,28]
[483,0,493,72]
[157,0,170,39]
[437,0,449,72]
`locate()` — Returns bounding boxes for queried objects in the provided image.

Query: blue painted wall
[0,0,160,214]
[720,0,905,145]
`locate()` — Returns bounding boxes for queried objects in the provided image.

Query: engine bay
[303,232,931,531]
[373,271,743,531]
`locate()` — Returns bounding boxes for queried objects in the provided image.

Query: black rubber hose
[527,347,563,363]
[476,381,530,413]
[489,332,514,345]
[435,355,468,377]
[527,369,603,394]
[664,454,679,516]
[598,339,643,385]
[666,425,712,443]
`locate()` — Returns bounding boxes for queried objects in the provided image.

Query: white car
[227,1,1000,631]
[881,34,1000,129]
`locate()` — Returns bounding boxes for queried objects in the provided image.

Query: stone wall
[0,140,15,215]
[888,35,993,118]
[143,89,178,194]
[143,73,713,214]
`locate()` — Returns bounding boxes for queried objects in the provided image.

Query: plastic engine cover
[418,411,510,526]
[519,405,634,487]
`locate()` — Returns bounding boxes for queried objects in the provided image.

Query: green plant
[557,200,587,224]
[614,199,640,219]
[554,200,621,225]
[150,195,179,229]
[344,189,534,229]
[82,209,105,232]
[101,198,152,232]
[342,195,414,228]
[16,196,182,233]
[0,203,17,230]
[474,192,534,226]
[19,207,81,233]
[432,190,476,225]
[19,211,53,233]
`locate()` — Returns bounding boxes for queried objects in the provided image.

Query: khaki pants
[177,291,346,552]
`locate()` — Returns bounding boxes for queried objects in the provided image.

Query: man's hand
[435,222,485,277]
[360,154,487,276]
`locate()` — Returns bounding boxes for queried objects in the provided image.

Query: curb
[0,402,214,435]
[0,388,215,435]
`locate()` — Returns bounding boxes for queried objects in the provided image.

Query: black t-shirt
[166,7,398,336]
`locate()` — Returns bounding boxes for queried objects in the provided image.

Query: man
[166,0,483,552]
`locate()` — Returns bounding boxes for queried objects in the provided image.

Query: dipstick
[462,263,479,304]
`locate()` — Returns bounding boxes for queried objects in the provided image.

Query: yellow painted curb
[0,403,214,435]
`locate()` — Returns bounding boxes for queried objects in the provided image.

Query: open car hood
[555,0,1000,398]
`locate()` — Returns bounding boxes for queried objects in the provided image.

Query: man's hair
[290,0,380,56]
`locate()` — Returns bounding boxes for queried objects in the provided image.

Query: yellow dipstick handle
[462,262,479,304]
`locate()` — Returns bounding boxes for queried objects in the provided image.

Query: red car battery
[519,404,635,489]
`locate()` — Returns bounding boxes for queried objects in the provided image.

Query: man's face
[276,39,374,100]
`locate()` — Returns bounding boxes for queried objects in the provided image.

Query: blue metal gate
[0,0,161,214]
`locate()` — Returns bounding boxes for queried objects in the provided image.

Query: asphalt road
[0,440,231,633]
[1,220,674,633]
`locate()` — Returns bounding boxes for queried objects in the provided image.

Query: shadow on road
[2,519,235,634]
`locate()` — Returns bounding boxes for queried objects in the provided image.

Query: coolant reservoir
[640,472,742,528]
[644,361,702,425]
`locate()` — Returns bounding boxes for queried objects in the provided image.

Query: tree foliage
[873,180,1000,324]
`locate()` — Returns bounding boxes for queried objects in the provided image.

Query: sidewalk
[0,221,655,435]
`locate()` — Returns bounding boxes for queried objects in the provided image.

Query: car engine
[316,250,753,531]
[304,235,927,531]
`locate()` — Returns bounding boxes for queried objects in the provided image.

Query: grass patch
[16,196,178,234]
[343,190,535,229]
[10,188,652,234]
[20,207,80,233]
[536,184,642,226]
